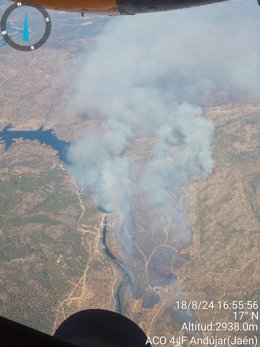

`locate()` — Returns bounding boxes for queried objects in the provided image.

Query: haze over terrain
[0,0,259,345]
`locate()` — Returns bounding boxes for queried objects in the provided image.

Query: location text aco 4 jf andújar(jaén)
[145,335,258,346]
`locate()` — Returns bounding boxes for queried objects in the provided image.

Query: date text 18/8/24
[174,300,259,311]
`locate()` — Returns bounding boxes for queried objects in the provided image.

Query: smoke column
[68,0,260,278]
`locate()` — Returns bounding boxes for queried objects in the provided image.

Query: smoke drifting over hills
[68,0,260,259]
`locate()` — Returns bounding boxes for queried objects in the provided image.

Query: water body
[102,217,132,314]
[0,124,71,164]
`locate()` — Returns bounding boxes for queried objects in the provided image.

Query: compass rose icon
[1,2,51,51]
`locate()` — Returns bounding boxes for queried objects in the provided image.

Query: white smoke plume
[68,0,260,251]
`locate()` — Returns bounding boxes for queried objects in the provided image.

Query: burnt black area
[172,253,190,268]
[171,306,195,332]
[142,291,161,309]
[131,279,144,300]
[147,245,177,286]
